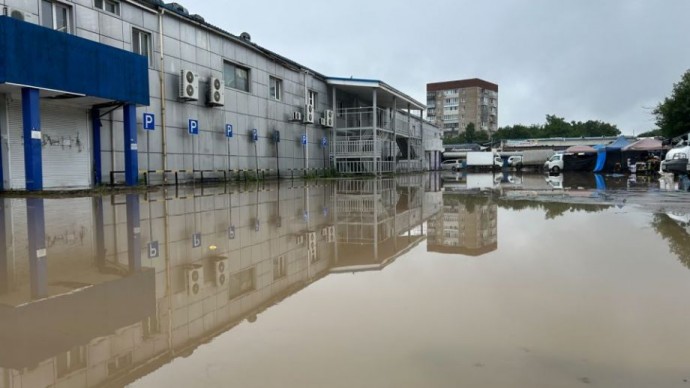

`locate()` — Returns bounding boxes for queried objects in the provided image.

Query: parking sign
[143,113,155,130]
[188,119,199,135]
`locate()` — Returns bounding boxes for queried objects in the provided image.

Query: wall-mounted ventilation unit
[212,256,229,287]
[292,111,302,122]
[179,69,199,101]
[3,7,36,23]
[324,110,334,127]
[207,76,224,106]
[303,104,314,124]
[184,264,204,295]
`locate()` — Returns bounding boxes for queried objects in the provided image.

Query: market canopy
[622,138,665,151]
[565,145,597,153]
[605,136,631,150]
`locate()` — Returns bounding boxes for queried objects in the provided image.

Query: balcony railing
[335,107,422,138]
[334,140,378,156]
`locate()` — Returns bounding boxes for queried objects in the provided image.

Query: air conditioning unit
[207,76,224,106]
[324,110,334,127]
[3,7,36,23]
[319,117,327,126]
[307,247,317,263]
[307,232,316,244]
[183,264,204,296]
[212,256,229,287]
[179,69,199,101]
[303,104,314,124]
[327,226,335,243]
[292,111,302,122]
[296,235,305,245]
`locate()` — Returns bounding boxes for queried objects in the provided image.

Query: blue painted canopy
[0,17,149,105]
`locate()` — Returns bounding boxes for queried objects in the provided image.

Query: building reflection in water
[427,194,498,256]
[0,176,442,387]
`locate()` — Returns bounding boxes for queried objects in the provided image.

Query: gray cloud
[188,0,690,135]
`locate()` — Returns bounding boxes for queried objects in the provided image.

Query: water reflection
[0,173,688,387]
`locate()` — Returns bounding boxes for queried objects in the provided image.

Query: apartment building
[426,78,498,137]
[0,1,441,191]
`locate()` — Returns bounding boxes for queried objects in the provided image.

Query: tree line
[443,115,621,144]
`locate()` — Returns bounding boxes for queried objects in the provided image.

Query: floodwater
[1,172,690,388]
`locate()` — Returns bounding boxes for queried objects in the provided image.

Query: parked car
[441,159,463,171]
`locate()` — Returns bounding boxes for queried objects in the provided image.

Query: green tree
[464,122,476,142]
[654,69,690,138]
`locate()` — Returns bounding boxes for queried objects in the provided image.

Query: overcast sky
[187,0,690,135]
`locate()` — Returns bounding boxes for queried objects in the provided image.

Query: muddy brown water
[1,173,689,387]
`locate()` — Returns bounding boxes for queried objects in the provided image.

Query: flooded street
[1,173,690,387]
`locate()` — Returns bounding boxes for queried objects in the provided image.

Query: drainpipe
[158,8,168,175]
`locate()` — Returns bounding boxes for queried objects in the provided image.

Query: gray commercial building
[0,0,442,191]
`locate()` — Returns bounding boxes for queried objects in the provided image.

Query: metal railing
[334,140,378,156]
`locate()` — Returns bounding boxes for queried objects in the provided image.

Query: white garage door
[9,100,91,189]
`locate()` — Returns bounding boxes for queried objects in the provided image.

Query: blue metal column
[91,108,102,185]
[22,88,43,191]
[0,199,8,294]
[123,104,138,186]
[126,194,141,273]
[27,198,47,299]
[93,196,106,271]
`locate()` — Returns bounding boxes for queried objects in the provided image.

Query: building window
[308,90,317,107]
[57,346,86,378]
[107,353,132,377]
[41,0,72,33]
[94,0,119,15]
[273,256,286,280]
[229,267,255,299]
[223,62,250,92]
[132,28,152,64]
[269,76,282,100]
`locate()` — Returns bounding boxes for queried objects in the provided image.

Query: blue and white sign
[188,119,199,135]
[321,137,328,147]
[148,241,159,258]
[228,225,235,239]
[252,128,258,142]
[225,124,233,138]
[143,113,155,130]
[303,210,309,221]
[192,233,201,248]
[301,134,307,145]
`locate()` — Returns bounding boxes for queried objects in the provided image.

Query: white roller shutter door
[8,100,90,189]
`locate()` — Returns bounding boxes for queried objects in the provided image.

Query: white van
[544,153,564,173]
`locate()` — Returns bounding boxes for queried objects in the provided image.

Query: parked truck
[507,149,555,169]
[466,152,503,170]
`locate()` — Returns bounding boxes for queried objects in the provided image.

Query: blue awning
[0,17,149,105]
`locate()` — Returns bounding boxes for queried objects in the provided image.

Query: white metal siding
[9,100,90,189]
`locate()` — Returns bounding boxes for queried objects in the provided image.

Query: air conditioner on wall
[296,235,305,245]
[207,76,224,106]
[303,104,314,124]
[319,117,327,126]
[212,256,229,287]
[184,264,204,295]
[3,7,36,23]
[179,69,199,101]
[324,110,334,127]
[292,111,302,122]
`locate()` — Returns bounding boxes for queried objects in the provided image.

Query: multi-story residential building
[0,1,442,192]
[426,78,498,137]
[427,193,497,256]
